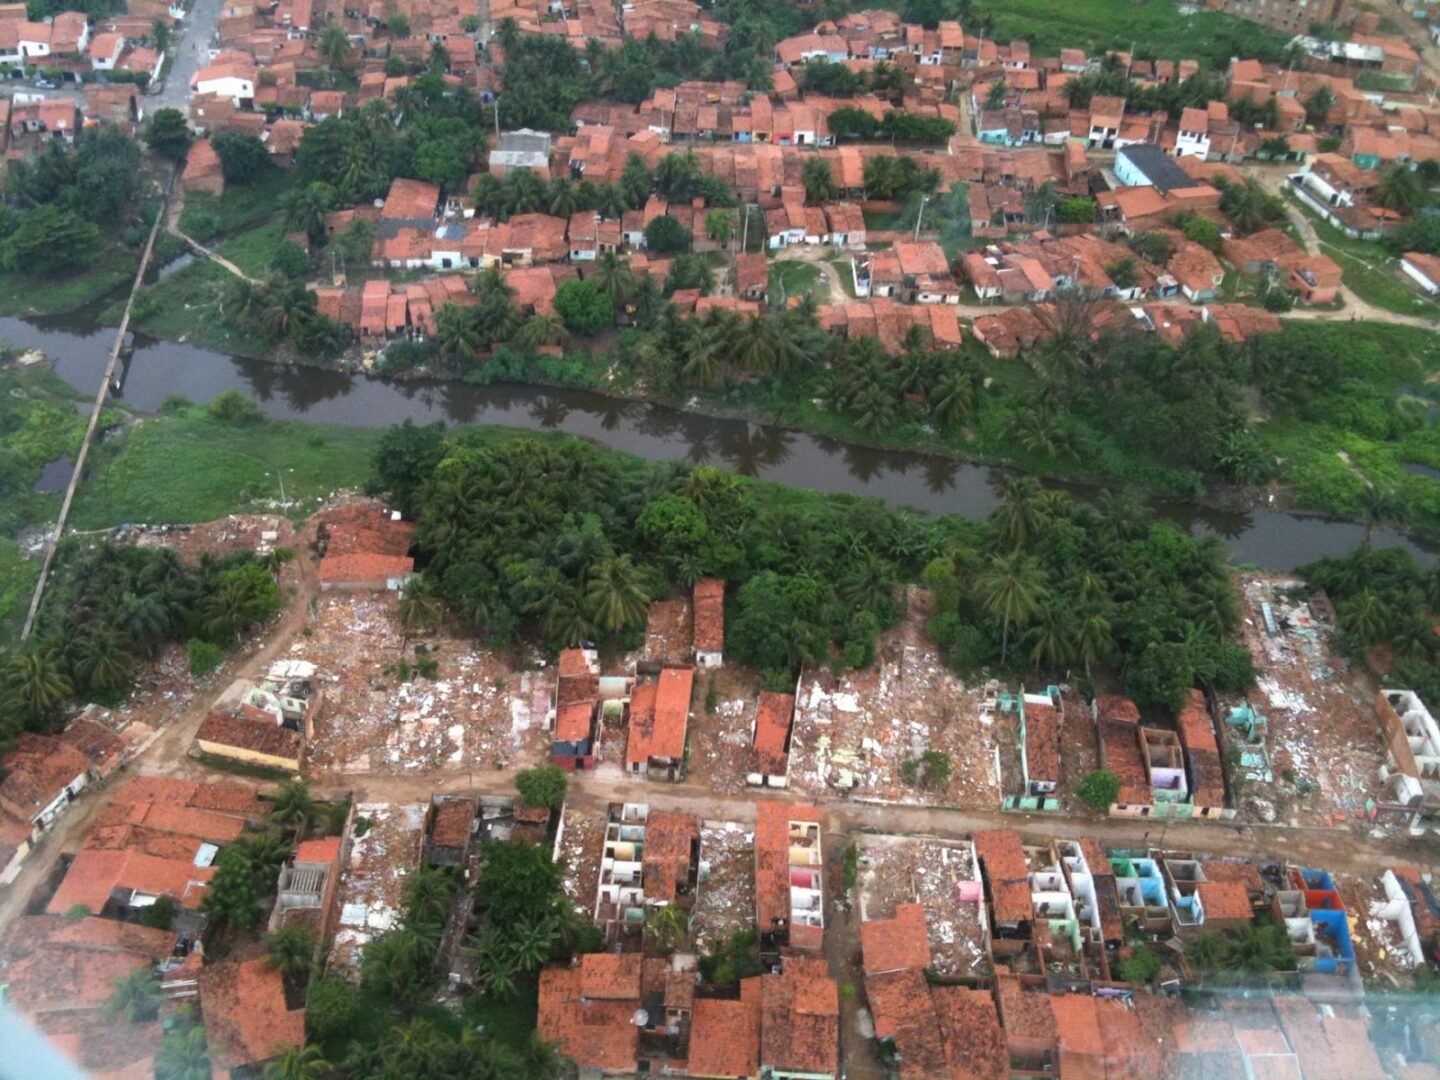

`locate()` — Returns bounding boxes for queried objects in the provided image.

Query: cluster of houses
[0,774,310,1077]
[536,788,1424,1077]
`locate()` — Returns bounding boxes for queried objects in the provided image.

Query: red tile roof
[625,668,693,766]
[1025,694,1062,786]
[861,902,930,975]
[760,956,838,1076]
[692,577,725,653]
[751,691,794,778]
[641,809,698,904]
[973,830,1031,924]
[46,848,215,914]
[198,957,305,1072]
[196,707,302,761]
[317,552,414,585]
[1197,880,1253,923]
[688,991,762,1076]
[755,800,821,933]
[580,952,643,999]
[381,177,441,220]
[537,963,639,1073]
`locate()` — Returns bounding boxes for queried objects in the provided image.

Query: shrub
[188,638,223,677]
[1262,288,1295,313]
[183,208,221,242]
[515,763,568,808]
[1116,945,1163,983]
[1076,769,1120,811]
[136,895,178,930]
[901,749,953,791]
[209,389,264,425]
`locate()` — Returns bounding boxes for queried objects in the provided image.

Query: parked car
[35,79,55,89]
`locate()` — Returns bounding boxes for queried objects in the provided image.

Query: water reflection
[5,309,1433,572]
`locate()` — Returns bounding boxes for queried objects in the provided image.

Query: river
[7,310,1432,573]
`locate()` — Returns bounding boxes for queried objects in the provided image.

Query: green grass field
[769,260,826,303]
[966,0,1291,67]
[71,404,385,529]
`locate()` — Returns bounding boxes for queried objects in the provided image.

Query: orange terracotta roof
[580,952,643,999]
[861,902,930,975]
[692,577,724,653]
[751,690,794,778]
[318,552,414,584]
[755,800,821,932]
[689,993,761,1076]
[198,957,305,1072]
[641,809,698,904]
[761,955,838,1076]
[625,668,692,766]
[1196,880,1253,923]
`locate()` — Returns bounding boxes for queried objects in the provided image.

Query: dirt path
[164,183,258,284]
[772,247,851,305]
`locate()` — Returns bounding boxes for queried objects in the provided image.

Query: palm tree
[403,867,456,934]
[106,968,161,1023]
[505,913,559,971]
[268,779,315,830]
[1076,611,1113,679]
[397,575,443,640]
[115,590,171,655]
[282,183,334,246]
[705,209,734,249]
[1340,590,1388,647]
[991,474,1046,549]
[316,24,351,75]
[472,173,504,217]
[263,1044,328,1080]
[1374,163,1424,215]
[6,648,73,715]
[596,183,629,219]
[265,925,317,977]
[515,1033,567,1080]
[1028,604,1076,672]
[644,905,690,954]
[802,156,837,203]
[503,168,544,216]
[546,176,578,218]
[680,326,730,388]
[592,251,636,308]
[585,555,651,633]
[433,302,483,366]
[978,551,1048,665]
[75,629,131,691]
[928,366,978,430]
[628,274,664,327]
[156,1019,211,1080]
[733,314,779,375]
[514,313,566,351]
[842,550,895,612]
[863,154,903,200]
[474,946,519,998]
[1359,485,1407,547]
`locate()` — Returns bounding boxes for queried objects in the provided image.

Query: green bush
[188,639,221,679]
[209,389,264,425]
[1116,945,1163,983]
[136,895,178,930]
[1076,769,1120,811]
[514,763,568,808]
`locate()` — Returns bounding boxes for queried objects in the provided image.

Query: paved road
[153,0,225,110]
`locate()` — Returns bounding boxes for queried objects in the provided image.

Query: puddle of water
[33,453,73,493]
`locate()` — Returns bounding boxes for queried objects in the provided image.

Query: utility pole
[741,203,754,253]
[913,193,929,241]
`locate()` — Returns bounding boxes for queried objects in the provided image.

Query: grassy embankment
[118,170,293,357]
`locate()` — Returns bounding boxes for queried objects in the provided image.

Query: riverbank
[87,300,1440,542]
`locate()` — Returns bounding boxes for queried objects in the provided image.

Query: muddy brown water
[7,310,1432,572]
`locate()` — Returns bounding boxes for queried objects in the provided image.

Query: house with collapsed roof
[594,802,700,944]
[551,646,627,770]
[195,660,319,774]
[317,502,416,591]
[692,578,725,667]
[755,800,824,952]
[748,690,796,788]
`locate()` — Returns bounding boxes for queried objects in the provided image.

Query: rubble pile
[789,592,1000,805]
[1234,576,1384,828]
[690,820,756,952]
[302,594,551,773]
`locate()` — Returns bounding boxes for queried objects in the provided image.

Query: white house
[1174,107,1211,159]
[88,32,125,71]
[18,21,51,60]
[191,62,255,104]
[1401,252,1440,296]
